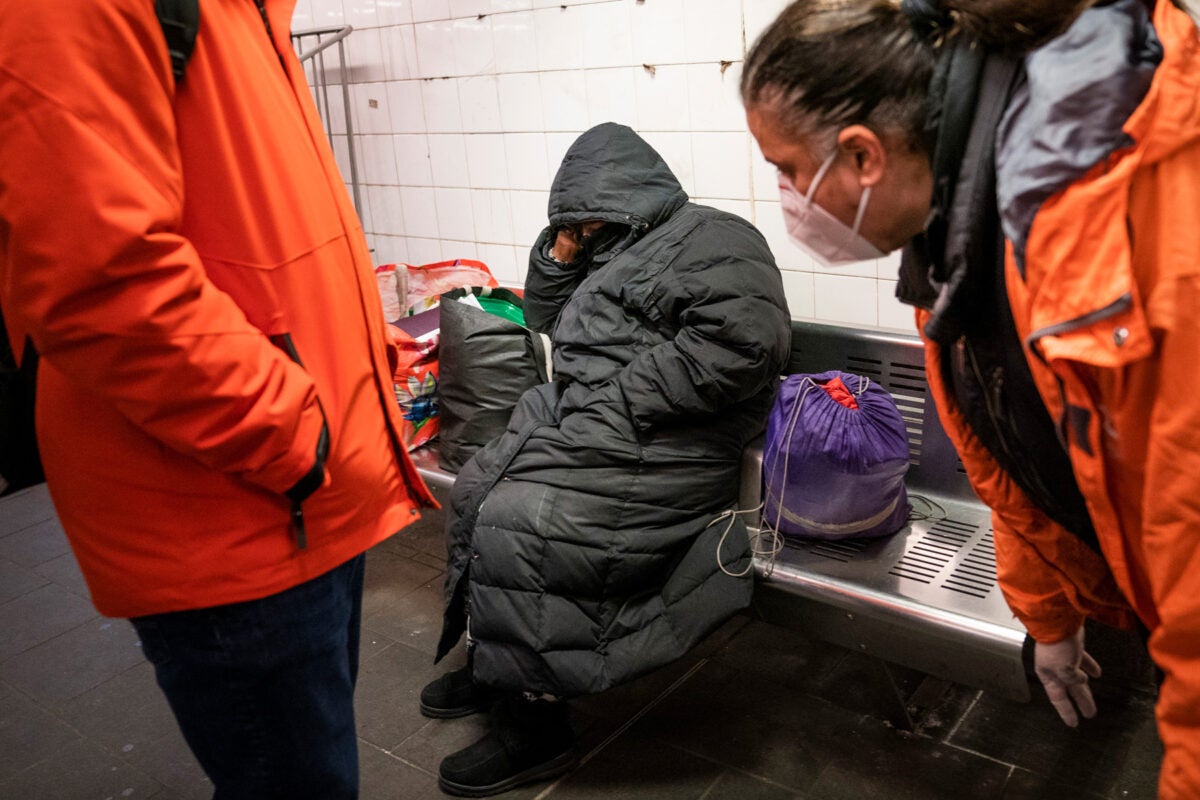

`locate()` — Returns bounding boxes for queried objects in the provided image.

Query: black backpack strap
[155,0,200,84]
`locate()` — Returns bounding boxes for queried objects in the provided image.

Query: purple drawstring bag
[763,371,911,540]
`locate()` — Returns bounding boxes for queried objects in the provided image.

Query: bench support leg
[873,658,916,732]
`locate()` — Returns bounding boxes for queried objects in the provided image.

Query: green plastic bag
[436,288,552,473]
[476,295,526,327]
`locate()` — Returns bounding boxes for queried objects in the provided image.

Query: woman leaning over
[742,1,1200,796]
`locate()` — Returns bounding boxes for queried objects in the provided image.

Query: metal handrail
[293,24,354,61]
[291,25,361,216]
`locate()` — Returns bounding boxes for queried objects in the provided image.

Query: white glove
[1034,625,1102,728]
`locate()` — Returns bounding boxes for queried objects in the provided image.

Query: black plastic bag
[436,288,552,473]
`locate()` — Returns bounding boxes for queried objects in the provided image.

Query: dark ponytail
[944,0,1097,52]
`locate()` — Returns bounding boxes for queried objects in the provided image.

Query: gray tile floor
[0,482,1163,799]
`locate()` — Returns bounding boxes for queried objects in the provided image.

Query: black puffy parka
[435,123,791,697]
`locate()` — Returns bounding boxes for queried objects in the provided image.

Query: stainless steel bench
[410,319,1032,716]
[742,321,1030,706]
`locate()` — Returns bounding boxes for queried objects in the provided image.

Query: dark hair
[741,0,1095,149]
[950,0,1098,51]
[741,1,935,152]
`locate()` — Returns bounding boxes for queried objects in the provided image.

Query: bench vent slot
[889,517,973,584]
[887,361,927,392]
[890,390,926,466]
[943,528,997,599]
[846,355,883,379]
[795,539,871,563]
[885,361,928,467]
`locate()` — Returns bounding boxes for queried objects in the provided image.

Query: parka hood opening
[547,123,690,261]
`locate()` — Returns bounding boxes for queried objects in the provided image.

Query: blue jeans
[130,554,366,800]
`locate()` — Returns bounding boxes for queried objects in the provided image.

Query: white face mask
[778,153,885,266]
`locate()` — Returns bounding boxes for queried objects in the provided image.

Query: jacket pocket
[270,332,330,549]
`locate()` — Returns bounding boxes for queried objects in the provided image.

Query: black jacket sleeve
[523,226,589,334]
[614,218,791,432]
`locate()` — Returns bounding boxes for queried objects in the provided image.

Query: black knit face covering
[577,224,627,262]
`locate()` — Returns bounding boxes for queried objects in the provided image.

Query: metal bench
[741,321,1031,709]
[409,319,1032,717]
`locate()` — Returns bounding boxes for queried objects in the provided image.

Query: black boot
[438,694,578,797]
[420,663,496,719]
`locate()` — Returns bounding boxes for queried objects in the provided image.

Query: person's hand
[550,227,581,263]
[549,221,607,263]
[1034,625,1102,727]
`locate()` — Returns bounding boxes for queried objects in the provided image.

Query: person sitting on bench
[420,122,791,797]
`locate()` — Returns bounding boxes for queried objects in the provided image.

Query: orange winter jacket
[916,311,1136,645]
[1001,6,1200,796]
[0,0,435,617]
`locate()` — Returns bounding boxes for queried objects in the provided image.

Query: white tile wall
[459,76,503,132]
[682,0,744,63]
[360,134,399,184]
[414,20,457,76]
[381,24,419,80]
[347,28,387,82]
[367,185,404,236]
[450,0,490,20]
[385,81,426,133]
[292,0,317,30]
[308,0,344,27]
[496,73,544,131]
[504,134,551,192]
[427,134,471,187]
[687,62,746,133]
[377,0,413,26]
[634,65,690,133]
[420,78,461,132]
[640,131,695,199]
[350,83,392,134]
[471,189,515,241]
[412,0,452,23]
[630,0,686,65]
[878,279,915,332]
[780,270,815,320]
[394,134,433,184]
[544,132,578,179]
[296,0,913,327]
[401,186,439,237]
[814,274,879,327]
[451,16,496,76]
[581,2,634,69]
[584,68,638,130]
[538,71,591,132]
[491,0,532,12]
[434,187,477,241]
[464,134,510,189]
[491,12,539,73]
[876,250,913,331]
[692,132,752,200]
[477,243,522,284]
